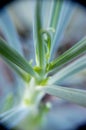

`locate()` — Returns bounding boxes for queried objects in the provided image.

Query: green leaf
[49,0,63,54]
[49,0,63,29]
[47,37,86,71]
[5,59,31,82]
[48,55,86,84]
[0,37,38,78]
[49,1,74,60]
[49,0,63,58]
[33,1,45,68]
[44,85,86,107]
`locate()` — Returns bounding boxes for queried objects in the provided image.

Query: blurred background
[0,0,86,130]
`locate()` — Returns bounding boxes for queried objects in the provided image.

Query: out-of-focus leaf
[0,107,17,119]
[0,8,26,101]
[0,8,23,55]
[0,94,14,114]
[0,106,29,128]
[43,85,86,107]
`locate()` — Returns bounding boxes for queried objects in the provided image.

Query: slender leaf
[5,59,31,82]
[43,85,86,107]
[33,1,45,68]
[0,38,38,78]
[49,0,74,60]
[49,0,63,57]
[47,37,86,71]
[49,0,63,29]
[0,8,26,96]
[48,55,86,84]
[42,0,53,28]
[0,8,23,55]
